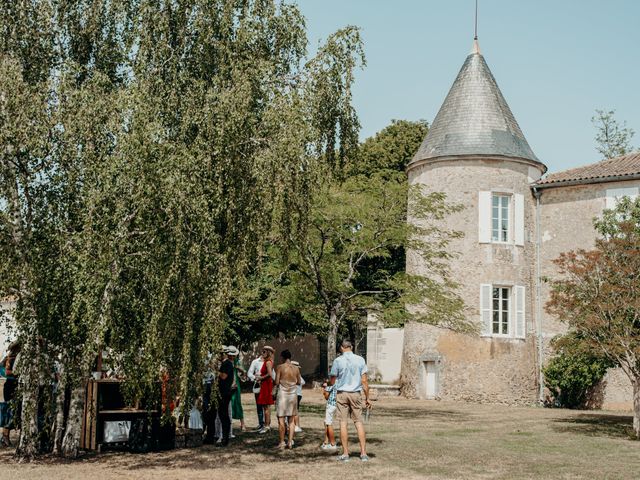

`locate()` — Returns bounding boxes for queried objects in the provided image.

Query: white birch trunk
[61,385,85,458]
[52,367,66,455]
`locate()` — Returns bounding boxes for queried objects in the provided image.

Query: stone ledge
[370,384,401,399]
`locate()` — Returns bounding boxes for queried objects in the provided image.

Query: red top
[256,360,274,405]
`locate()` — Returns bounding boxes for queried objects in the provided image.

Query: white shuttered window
[480,284,526,339]
[480,284,492,335]
[478,192,492,243]
[514,286,525,339]
[479,192,525,246]
[514,194,525,246]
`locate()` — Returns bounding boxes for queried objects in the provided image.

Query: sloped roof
[411,42,542,168]
[536,152,640,187]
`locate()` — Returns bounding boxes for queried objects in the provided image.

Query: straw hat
[291,360,300,367]
[262,345,275,353]
[225,346,240,356]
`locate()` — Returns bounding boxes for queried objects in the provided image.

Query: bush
[543,333,612,408]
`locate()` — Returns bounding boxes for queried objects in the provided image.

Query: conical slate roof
[411,42,541,167]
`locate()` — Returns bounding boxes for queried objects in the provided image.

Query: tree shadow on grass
[300,402,468,422]
[553,413,636,440]
[75,425,382,471]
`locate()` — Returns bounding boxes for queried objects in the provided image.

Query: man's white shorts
[324,405,337,425]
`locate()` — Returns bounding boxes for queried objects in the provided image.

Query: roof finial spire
[472,0,481,54]
[474,0,478,40]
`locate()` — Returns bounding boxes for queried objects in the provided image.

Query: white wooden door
[424,361,436,399]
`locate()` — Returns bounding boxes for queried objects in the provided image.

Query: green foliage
[0,0,364,456]
[592,109,636,160]
[350,119,428,175]
[543,333,612,408]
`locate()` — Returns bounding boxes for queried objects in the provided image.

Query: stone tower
[401,40,547,404]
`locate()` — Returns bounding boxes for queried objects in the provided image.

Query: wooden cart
[80,379,161,451]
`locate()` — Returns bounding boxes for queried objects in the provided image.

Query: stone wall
[401,322,538,404]
[538,180,639,410]
[247,334,321,379]
[402,157,543,405]
[366,312,404,384]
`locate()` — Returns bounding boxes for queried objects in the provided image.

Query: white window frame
[491,286,511,336]
[491,194,511,243]
[480,191,525,246]
[480,284,526,339]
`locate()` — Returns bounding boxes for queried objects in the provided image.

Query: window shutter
[514,194,525,246]
[514,286,525,339]
[605,187,639,210]
[480,284,492,335]
[478,191,491,243]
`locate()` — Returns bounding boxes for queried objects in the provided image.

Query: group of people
[207,339,371,462]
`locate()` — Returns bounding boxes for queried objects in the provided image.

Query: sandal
[276,442,286,450]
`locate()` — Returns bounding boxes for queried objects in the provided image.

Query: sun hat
[225,346,240,356]
[262,345,275,353]
[291,361,300,367]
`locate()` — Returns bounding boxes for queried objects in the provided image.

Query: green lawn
[2,391,639,480]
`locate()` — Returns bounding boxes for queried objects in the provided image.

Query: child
[320,379,337,451]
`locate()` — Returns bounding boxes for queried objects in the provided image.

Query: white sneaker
[321,443,337,451]
[258,427,270,434]
[294,426,303,433]
[216,437,222,444]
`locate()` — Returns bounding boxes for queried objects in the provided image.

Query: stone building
[398,39,635,408]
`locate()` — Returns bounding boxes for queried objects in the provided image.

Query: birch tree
[1,0,364,458]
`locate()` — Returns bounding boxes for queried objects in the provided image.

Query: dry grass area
[1,391,639,480]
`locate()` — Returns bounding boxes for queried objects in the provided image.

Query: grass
[1,391,639,480]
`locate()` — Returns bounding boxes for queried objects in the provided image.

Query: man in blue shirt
[329,339,371,462]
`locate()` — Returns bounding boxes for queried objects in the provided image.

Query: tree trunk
[61,385,85,458]
[326,310,339,374]
[17,331,41,460]
[52,369,66,455]
[633,379,640,439]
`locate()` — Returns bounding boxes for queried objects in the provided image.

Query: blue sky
[297,0,640,174]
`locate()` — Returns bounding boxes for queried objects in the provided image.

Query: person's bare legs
[264,405,271,428]
[277,417,286,446]
[287,416,295,447]
[326,424,336,445]
[339,421,349,456]
[354,421,367,456]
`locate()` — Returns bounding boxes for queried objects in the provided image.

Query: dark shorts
[0,402,12,428]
